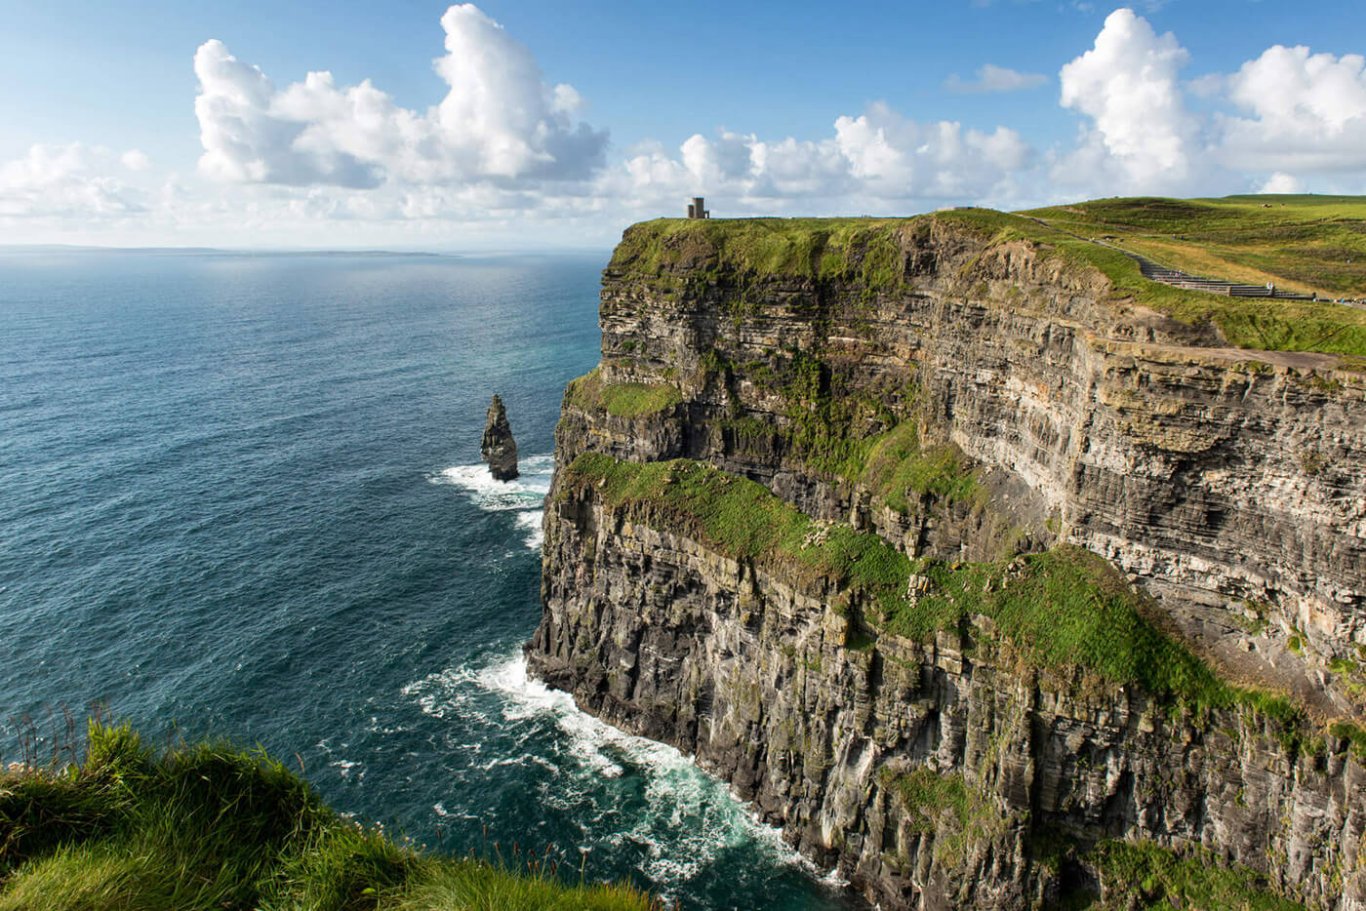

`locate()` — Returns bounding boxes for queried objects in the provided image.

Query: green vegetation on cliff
[565,454,1310,728]
[610,198,1366,359]
[856,421,978,509]
[703,347,978,508]
[0,722,654,911]
[609,216,922,289]
[1067,839,1304,911]
[880,767,1010,871]
[564,452,910,619]
[566,367,682,418]
[892,549,1232,706]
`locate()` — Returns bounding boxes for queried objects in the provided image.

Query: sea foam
[431,453,552,550]
[404,650,812,893]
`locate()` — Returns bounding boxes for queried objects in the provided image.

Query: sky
[4,0,1366,250]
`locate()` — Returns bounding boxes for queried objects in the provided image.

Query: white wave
[330,758,364,781]
[406,651,813,889]
[430,453,553,550]
[513,510,544,550]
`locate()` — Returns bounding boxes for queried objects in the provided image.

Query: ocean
[0,249,854,910]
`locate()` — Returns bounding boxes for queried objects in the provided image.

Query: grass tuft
[880,767,1008,870]
[0,723,656,911]
[566,368,683,419]
[1074,839,1304,910]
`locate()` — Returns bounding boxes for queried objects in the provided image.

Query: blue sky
[3,1,1366,248]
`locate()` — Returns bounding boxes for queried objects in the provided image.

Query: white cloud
[120,149,151,172]
[1056,8,1201,193]
[193,4,607,189]
[1217,45,1366,174]
[1259,171,1304,194]
[608,104,1035,215]
[17,5,1366,248]
[945,64,1048,94]
[0,144,146,218]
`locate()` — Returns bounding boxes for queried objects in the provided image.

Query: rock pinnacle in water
[481,394,519,481]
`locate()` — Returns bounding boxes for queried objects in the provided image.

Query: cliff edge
[528,201,1366,909]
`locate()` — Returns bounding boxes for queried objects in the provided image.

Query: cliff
[528,206,1366,909]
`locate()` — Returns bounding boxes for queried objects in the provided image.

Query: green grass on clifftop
[0,721,655,911]
[610,199,1366,359]
[1025,195,1366,296]
[609,217,923,289]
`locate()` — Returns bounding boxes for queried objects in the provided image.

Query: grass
[880,767,1008,870]
[713,348,974,510]
[889,549,1234,706]
[1329,720,1366,761]
[608,199,1366,358]
[0,721,656,911]
[563,453,1312,729]
[608,216,926,290]
[857,421,978,509]
[563,452,911,621]
[1024,195,1366,296]
[1067,839,1304,911]
[566,368,683,419]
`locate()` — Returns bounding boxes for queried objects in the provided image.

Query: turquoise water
[0,250,854,909]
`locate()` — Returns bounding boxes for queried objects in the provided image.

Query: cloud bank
[193,4,607,188]
[8,5,1366,246]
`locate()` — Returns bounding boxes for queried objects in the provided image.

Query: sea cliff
[528,209,1366,909]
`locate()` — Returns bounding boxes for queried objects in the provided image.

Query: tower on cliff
[686,197,710,219]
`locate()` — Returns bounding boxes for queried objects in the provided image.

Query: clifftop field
[1024,195,1366,298]
[612,195,1366,361]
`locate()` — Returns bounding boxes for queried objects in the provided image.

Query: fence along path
[1024,215,1319,301]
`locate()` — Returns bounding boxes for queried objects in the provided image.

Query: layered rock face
[527,215,1366,909]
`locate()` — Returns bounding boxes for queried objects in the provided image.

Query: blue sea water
[0,249,855,910]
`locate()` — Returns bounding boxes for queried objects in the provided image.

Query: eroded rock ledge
[527,213,1366,909]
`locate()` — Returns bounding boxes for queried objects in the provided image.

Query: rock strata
[481,394,519,481]
[528,215,1366,909]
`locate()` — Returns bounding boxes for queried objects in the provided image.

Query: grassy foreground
[0,722,654,911]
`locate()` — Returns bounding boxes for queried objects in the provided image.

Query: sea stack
[481,394,519,481]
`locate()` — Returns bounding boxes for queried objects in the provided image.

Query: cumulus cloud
[945,64,1048,94]
[120,149,151,172]
[1049,10,1366,194]
[194,4,607,189]
[612,103,1035,216]
[19,4,1366,248]
[0,144,146,218]
[1217,45,1366,174]
[1056,8,1201,193]
[1259,171,1304,194]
